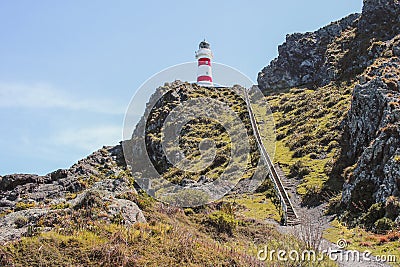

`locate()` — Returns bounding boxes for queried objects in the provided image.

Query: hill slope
[2,83,329,266]
[258,0,400,229]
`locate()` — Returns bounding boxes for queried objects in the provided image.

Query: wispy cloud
[0,125,122,175]
[52,125,122,151]
[0,82,125,114]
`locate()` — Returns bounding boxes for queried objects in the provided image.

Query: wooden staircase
[244,89,299,226]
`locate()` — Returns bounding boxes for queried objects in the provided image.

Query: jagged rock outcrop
[0,146,126,209]
[338,0,400,81]
[258,0,400,92]
[258,13,360,91]
[0,145,145,243]
[0,208,49,244]
[341,57,400,212]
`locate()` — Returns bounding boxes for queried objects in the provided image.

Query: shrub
[359,203,385,230]
[288,161,310,179]
[65,193,77,200]
[160,189,209,207]
[359,241,372,247]
[255,178,274,197]
[183,208,194,216]
[14,216,28,228]
[349,180,376,213]
[374,218,395,234]
[111,212,125,225]
[15,202,35,211]
[386,231,400,241]
[50,203,70,210]
[115,191,137,202]
[74,191,103,210]
[326,193,342,215]
[385,196,400,220]
[135,190,155,211]
[301,185,323,207]
[206,211,238,235]
[377,235,389,244]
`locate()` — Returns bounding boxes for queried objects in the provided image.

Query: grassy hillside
[265,82,354,206]
[0,83,338,266]
[141,83,261,186]
[0,185,336,266]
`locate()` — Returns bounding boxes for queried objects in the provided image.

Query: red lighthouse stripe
[197,75,213,82]
[198,58,211,66]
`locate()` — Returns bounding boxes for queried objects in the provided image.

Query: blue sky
[0,1,362,175]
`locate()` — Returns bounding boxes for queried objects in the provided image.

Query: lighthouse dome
[199,40,210,49]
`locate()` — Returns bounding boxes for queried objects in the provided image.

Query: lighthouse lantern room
[195,40,213,87]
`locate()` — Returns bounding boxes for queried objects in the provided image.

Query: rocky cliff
[258,0,400,91]
[258,13,360,90]
[340,55,400,224]
[259,0,400,228]
[0,145,145,243]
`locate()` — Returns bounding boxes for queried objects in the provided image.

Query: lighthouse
[195,40,213,87]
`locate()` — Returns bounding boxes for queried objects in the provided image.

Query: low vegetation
[144,84,260,185]
[0,188,335,266]
[265,82,353,206]
[324,219,400,265]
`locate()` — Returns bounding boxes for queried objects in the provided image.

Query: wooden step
[287,220,301,226]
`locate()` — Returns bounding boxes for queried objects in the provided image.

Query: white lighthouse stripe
[195,48,213,59]
[198,64,212,71]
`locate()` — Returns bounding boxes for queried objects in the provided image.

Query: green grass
[266,82,353,205]
[50,202,70,210]
[224,193,281,222]
[14,202,36,211]
[324,219,400,266]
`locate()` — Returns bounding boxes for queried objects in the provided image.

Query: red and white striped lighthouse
[195,40,213,87]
